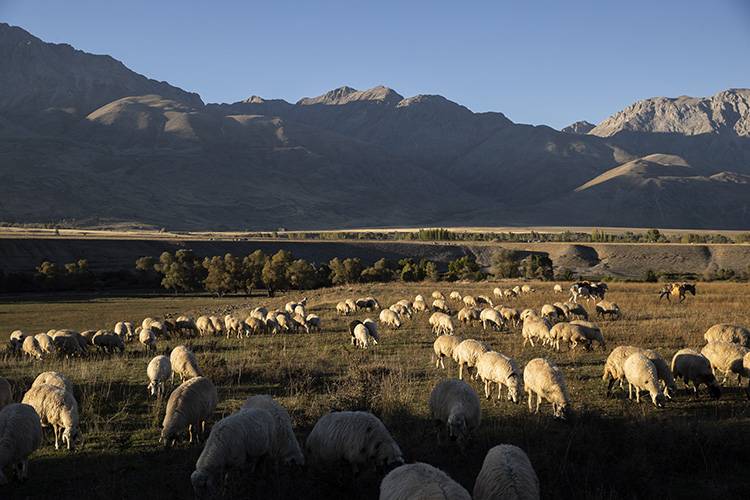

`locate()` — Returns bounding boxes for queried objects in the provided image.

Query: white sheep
[21,384,80,450]
[92,331,125,354]
[305,411,403,475]
[433,335,463,369]
[704,324,750,347]
[174,316,197,337]
[480,308,505,331]
[700,341,750,385]
[170,345,203,382]
[114,321,135,341]
[191,407,275,499]
[540,304,561,324]
[241,395,305,466]
[209,316,224,336]
[641,349,678,399]
[671,348,722,398]
[429,312,455,336]
[196,316,216,336]
[379,309,402,330]
[34,333,56,356]
[595,300,621,320]
[336,301,352,315]
[412,298,429,313]
[493,287,504,299]
[553,284,563,294]
[452,339,489,380]
[602,346,643,395]
[432,291,446,301]
[8,330,29,354]
[306,314,322,333]
[345,298,357,312]
[450,291,463,301]
[353,324,377,349]
[473,444,540,500]
[498,307,521,328]
[429,378,481,444]
[380,462,471,500]
[22,336,44,360]
[523,358,570,419]
[521,285,534,294]
[522,316,551,348]
[432,299,451,314]
[475,351,524,403]
[161,376,218,447]
[463,295,478,308]
[139,327,157,352]
[564,302,589,320]
[0,403,43,485]
[624,353,665,407]
[458,307,481,325]
[147,355,172,398]
[31,371,73,394]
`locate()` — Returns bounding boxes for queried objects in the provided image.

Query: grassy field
[1,283,750,499]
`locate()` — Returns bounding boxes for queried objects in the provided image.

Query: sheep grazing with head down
[380,462,471,500]
[31,372,73,395]
[191,407,275,500]
[704,324,750,347]
[457,307,480,325]
[147,355,172,398]
[453,339,489,380]
[22,336,44,360]
[564,302,589,320]
[306,314,322,333]
[0,403,43,485]
[498,307,521,328]
[523,358,570,419]
[8,330,29,354]
[595,300,621,320]
[433,335,463,369]
[21,384,80,451]
[305,411,403,475]
[195,316,215,337]
[336,301,353,316]
[432,299,451,315]
[522,315,551,348]
[34,333,56,357]
[641,349,677,399]
[671,349,722,398]
[161,376,218,447]
[473,444,540,500]
[475,351,524,403]
[480,308,505,331]
[700,341,750,385]
[432,291,446,301]
[553,284,563,294]
[429,378,481,445]
[602,346,643,395]
[379,309,402,330]
[170,345,203,383]
[139,327,157,352]
[540,304,561,324]
[624,353,665,407]
[353,324,377,349]
[429,312,455,336]
[450,291,463,302]
[241,395,304,466]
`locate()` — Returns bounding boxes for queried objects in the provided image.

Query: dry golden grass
[1,282,750,499]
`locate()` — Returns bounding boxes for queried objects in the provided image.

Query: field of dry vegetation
[1,282,750,499]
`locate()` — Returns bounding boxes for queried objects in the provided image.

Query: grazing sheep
[363,319,380,341]
[0,377,12,411]
[432,291,446,301]
[641,349,678,399]
[450,291,463,302]
[380,462,471,500]
[8,330,29,354]
[624,353,665,407]
[522,316,551,348]
[249,307,267,321]
[520,309,536,322]
[161,377,218,447]
[139,327,157,352]
[452,339,489,380]
[276,313,291,333]
[671,349,722,398]
[463,295,478,308]
[209,316,224,336]
[379,309,402,330]
[293,304,306,319]
[345,299,357,312]
[114,321,136,341]
[174,317,197,337]
[473,444,541,500]
[305,411,403,475]
[191,408,275,499]
[51,333,84,358]
[429,312,455,336]
[32,372,73,394]
[21,384,80,450]
[493,287,504,300]
[521,285,534,294]
[306,314,322,333]
[480,308,505,331]
[412,298,429,313]
[569,320,606,350]
[170,346,203,382]
[336,301,353,315]
[602,346,643,395]
[564,302,589,320]
[595,301,621,320]
[703,324,750,347]
[348,320,362,346]
[224,315,243,339]
[475,351,524,403]
[34,333,56,356]
[429,378,481,444]
[92,331,125,354]
[540,304,561,324]
[498,307,521,328]
[505,288,518,299]
[553,284,563,294]
[21,336,44,361]
[241,395,305,466]
[356,297,380,311]
[550,322,590,351]
[523,358,570,419]
[353,324,378,349]
[457,307,481,325]
[0,403,43,485]
[432,299,451,314]
[244,317,265,336]
[196,316,215,337]
[285,301,299,315]
[700,341,750,385]
[147,355,172,398]
[433,335,463,369]
[389,303,412,320]
[477,295,493,307]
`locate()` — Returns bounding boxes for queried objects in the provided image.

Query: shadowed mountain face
[0,22,749,230]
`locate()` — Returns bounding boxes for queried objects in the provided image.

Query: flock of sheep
[1,280,749,499]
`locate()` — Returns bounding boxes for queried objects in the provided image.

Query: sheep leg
[497,382,503,401]
[53,425,60,450]
[484,380,491,399]
[628,383,633,400]
[458,364,464,381]
[188,424,194,443]
[535,393,542,413]
[527,390,533,412]
[440,357,445,370]
[635,387,641,403]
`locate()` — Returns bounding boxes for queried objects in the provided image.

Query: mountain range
[1,22,749,230]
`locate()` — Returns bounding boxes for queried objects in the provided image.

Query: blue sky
[2,0,749,128]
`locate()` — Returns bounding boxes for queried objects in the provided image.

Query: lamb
[170,345,203,382]
[473,444,540,500]
[452,339,489,380]
[433,335,463,369]
[191,408,275,499]
[432,299,451,314]
[476,351,524,403]
[305,411,404,475]
[0,403,42,485]
[450,291,463,301]
[523,358,570,419]
[353,324,377,349]
[241,395,305,466]
[380,462,471,500]
[429,312,455,336]
[34,333,56,356]
[139,327,157,352]
[623,353,666,407]
[703,324,750,347]
[147,355,172,398]
[522,315,551,348]
[21,384,80,450]
[0,377,12,411]
[306,314,322,333]
[160,376,218,447]
[22,336,44,360]
[671,348,722,398]
[429,378,481,444]
[595,300,621,320]
[480,308,505,331]
[457,306,481,325]
[196,316,216,336]
[379,309,402,330]
[700,341,750,385]
[32,372,73,394]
